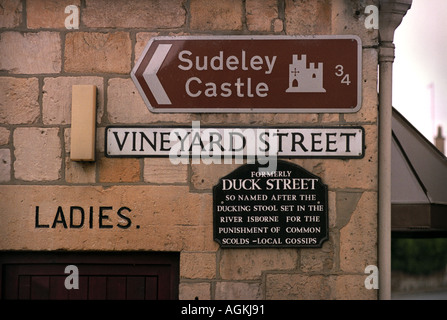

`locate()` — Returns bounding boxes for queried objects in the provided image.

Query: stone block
[0,32,61,74]
[190,0,243,31]
[331,0,379,47]
[343,48,379,123]
[0,148,11,182]
[181,252,216,279]
[0,77,40,125]
[83,0,185,28]
[284,0,331,35]
[179,282,211,300]
[43,77,104,125]
[64,32,131,74]
[328,190,336,228]
[266,273,377,300]
[290,125,378,190]
[246,0,279,32]
[336,191,363,229]
[339,192,377,273]
[323,157,376,190]
[27,0,80,29]
[144,158,188,184]
[0,127,9,145]
[0,0,23,28]
[190,162,242,191]
[107,78,151,123]
[65,156,96,184]
[96,128,105,153]
[320,113,340,124]
[13,127,62,181]
[0,185,213,251]
[273,18,284,33]
[195,113,318,126]
[266,273,330,299]
[98,157,140,183]
[135,32,159,64]
[219,249,297,280]
[334,274,377,300]
[215,282,262,300]
[300,240,334,272]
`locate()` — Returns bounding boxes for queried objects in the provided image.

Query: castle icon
[286,54,326,93]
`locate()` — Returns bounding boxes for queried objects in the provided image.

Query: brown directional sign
[131,35,362,113]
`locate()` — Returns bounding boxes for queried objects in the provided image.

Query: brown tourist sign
[131,35,362,113]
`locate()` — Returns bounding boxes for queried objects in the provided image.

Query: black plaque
[213,160,328,248]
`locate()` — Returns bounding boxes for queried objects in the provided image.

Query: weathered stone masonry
[0,0,379,299]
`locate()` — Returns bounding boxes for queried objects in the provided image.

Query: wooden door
[0,252,179,300]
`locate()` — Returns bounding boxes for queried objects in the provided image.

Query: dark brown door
[0,252,179,300]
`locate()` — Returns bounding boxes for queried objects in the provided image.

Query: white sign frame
[105,126,365,159]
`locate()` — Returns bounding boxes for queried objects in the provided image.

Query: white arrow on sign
[142,44,172,105]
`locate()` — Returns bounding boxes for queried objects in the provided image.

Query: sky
[393,0,447,146]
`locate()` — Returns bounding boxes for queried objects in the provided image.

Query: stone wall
[0,0,379,300]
